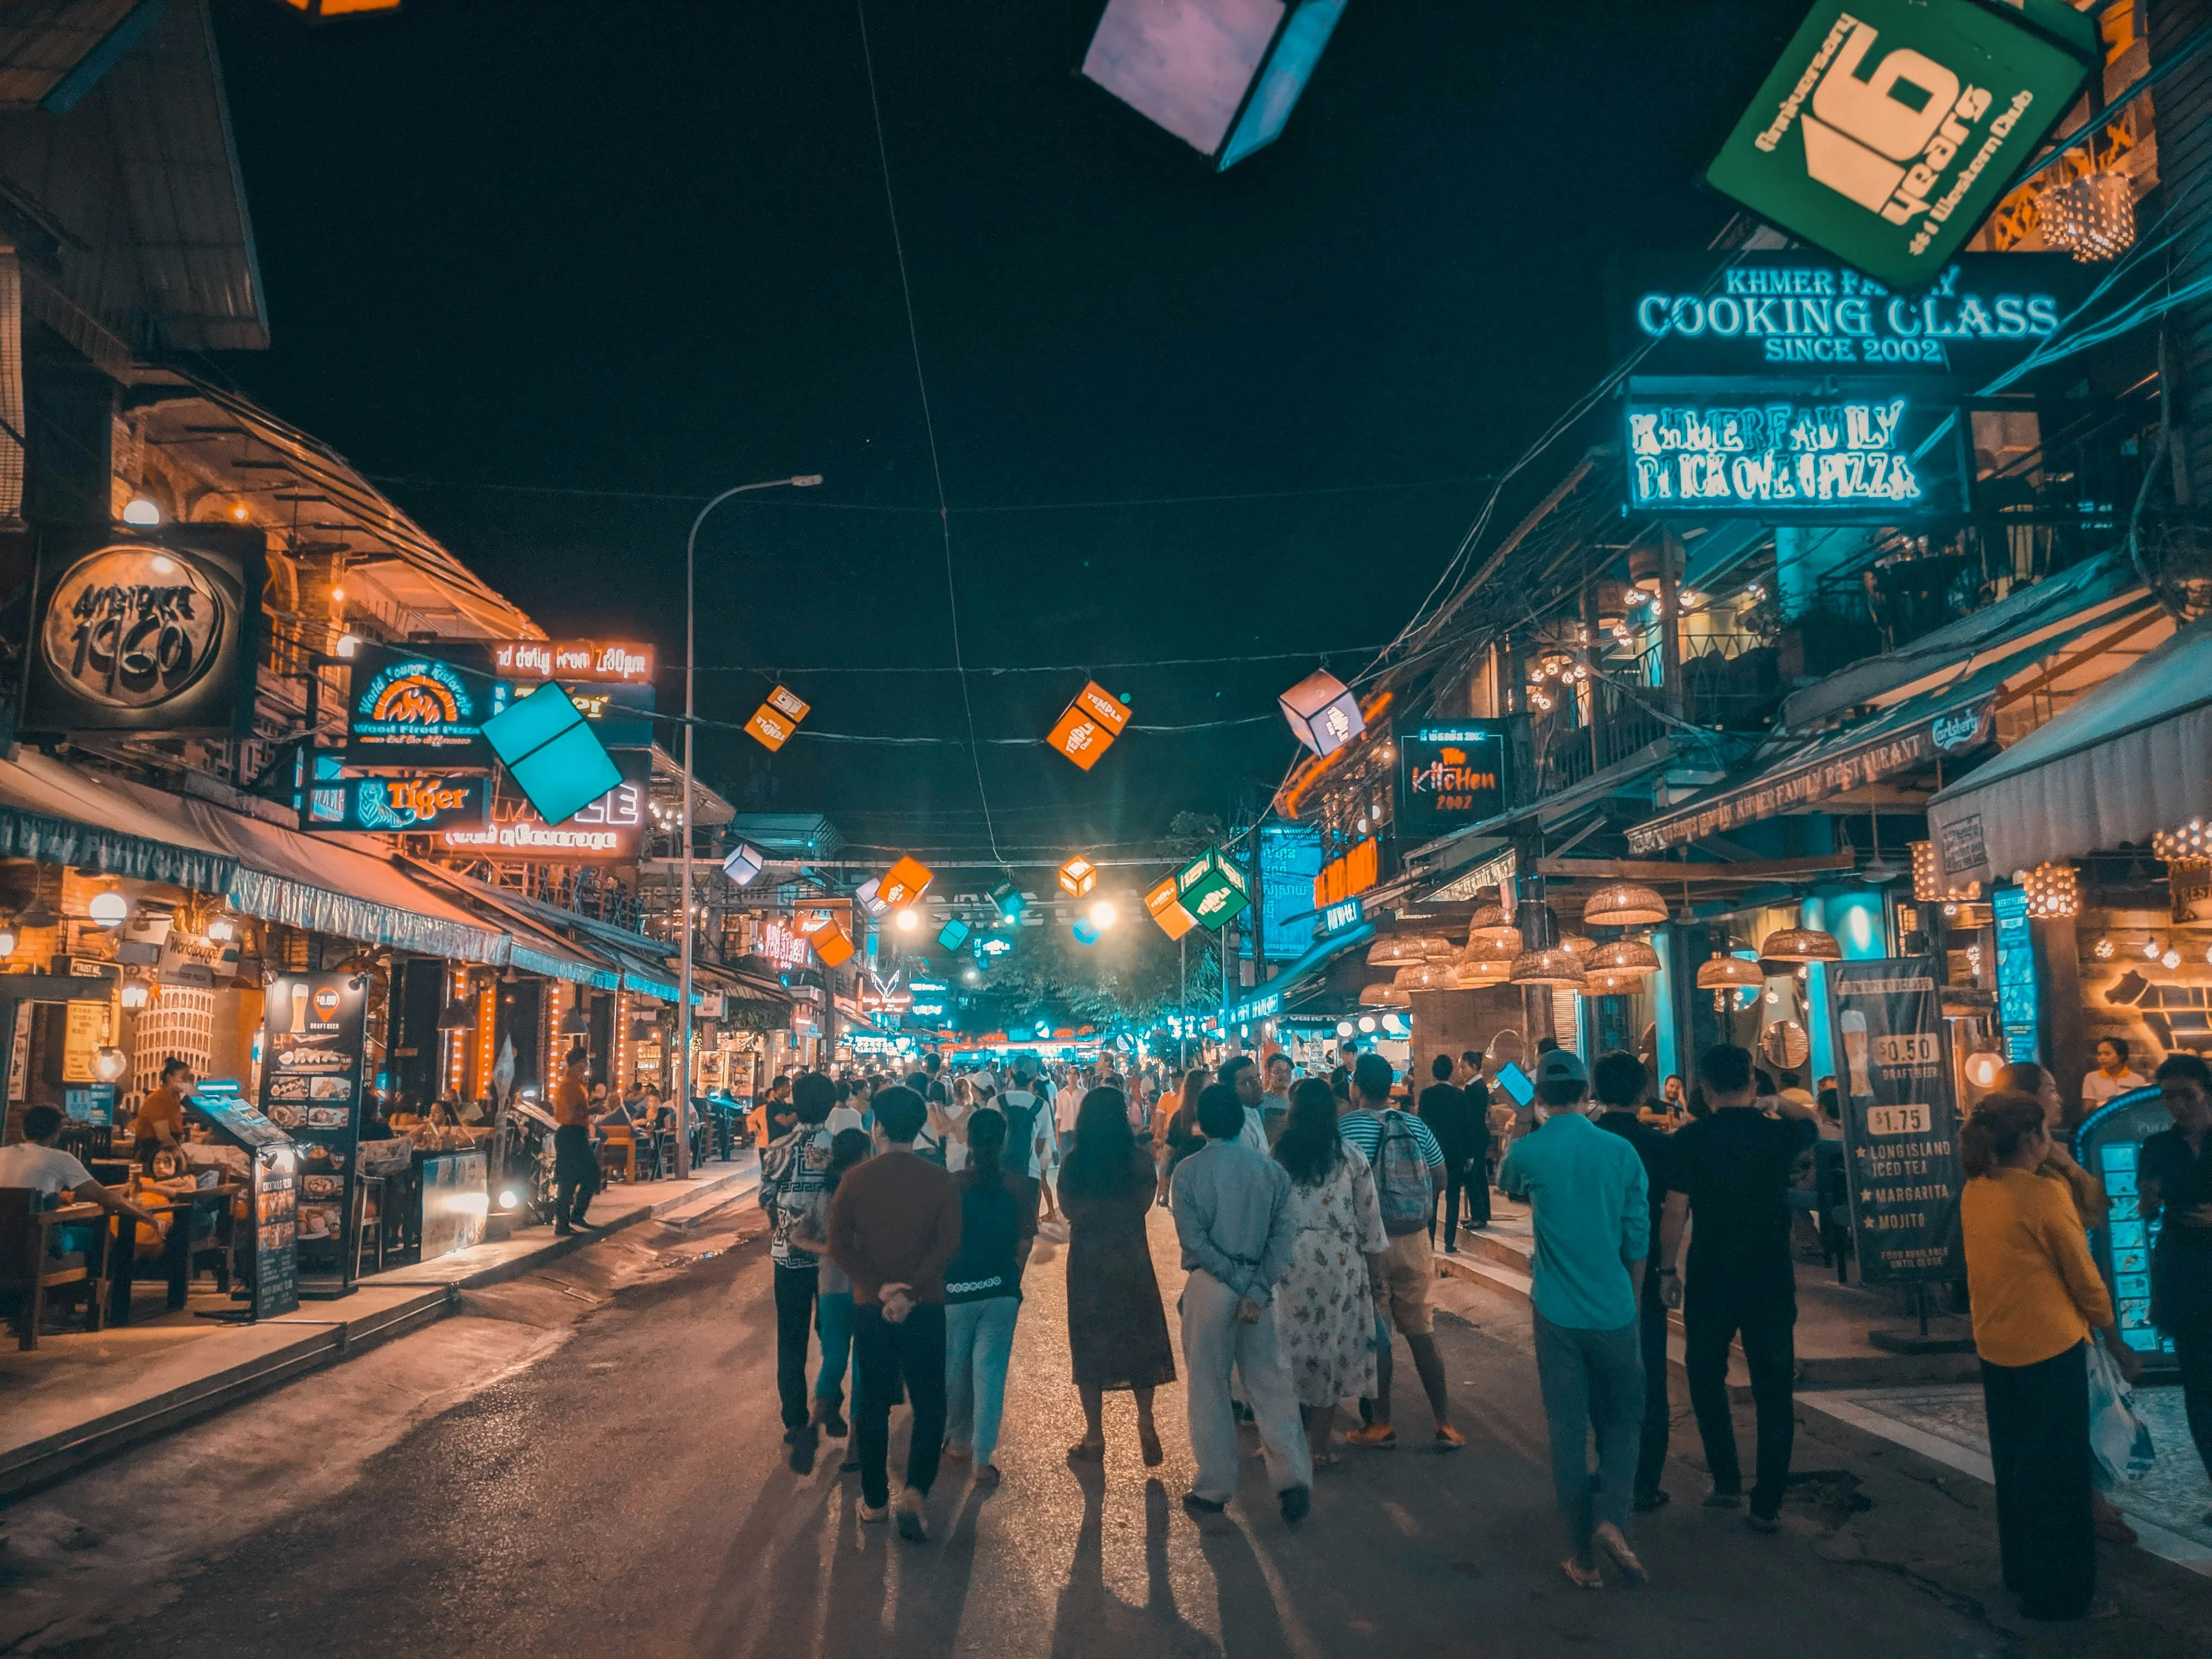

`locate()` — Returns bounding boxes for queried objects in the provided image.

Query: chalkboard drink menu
[258,973,369,1291]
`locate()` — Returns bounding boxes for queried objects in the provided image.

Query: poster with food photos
[259,972,368,1288]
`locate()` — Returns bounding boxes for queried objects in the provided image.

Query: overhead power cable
[364,474,1487,514]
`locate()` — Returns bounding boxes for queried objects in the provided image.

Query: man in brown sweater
[828,1085,961,1539]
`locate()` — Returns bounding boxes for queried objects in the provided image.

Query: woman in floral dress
[1272,1077,1387,1465]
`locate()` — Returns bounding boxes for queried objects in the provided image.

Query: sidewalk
[0,1154,757,1498]
[1438,1193,1980,1390]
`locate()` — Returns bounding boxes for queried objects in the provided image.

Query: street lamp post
[675,472,821,1178]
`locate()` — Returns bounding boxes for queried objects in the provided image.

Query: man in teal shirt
[1498,1049,1652,1590]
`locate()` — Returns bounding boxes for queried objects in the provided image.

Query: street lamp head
[791,474,825,487]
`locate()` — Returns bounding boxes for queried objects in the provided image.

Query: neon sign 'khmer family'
[1627,397,1931,512]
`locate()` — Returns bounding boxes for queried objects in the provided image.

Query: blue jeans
[815,1288,854,1408]
[1532,1310,1645,1555]
[945,1296,1020,1465]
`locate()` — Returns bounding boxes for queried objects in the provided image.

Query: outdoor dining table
[107,1183,246,1325]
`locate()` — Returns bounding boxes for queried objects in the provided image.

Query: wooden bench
[0,1190,110,1350]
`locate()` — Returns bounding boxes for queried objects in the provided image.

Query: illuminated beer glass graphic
[1840,1008,1872,1099]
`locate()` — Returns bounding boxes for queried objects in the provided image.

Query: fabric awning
[472,883,689,1003]
[104,783,508,964]
[0,751,238,892]
[1926,613,2212,887]
[1628,585,2163,855]
[1223,923,1375,1025]
[399,862,623,989]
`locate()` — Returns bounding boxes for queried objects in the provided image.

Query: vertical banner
[259,972,369,1290]
[1828,955,1964,1283]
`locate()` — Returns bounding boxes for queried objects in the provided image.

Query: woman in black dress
[1060,1087,1176,1465]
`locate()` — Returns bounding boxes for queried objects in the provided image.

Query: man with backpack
[1339,1053,1464,1449]
[997,1063,1054,1223]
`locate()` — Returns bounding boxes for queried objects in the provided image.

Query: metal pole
[675,474,820,1180]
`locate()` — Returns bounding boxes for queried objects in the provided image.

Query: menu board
[190,1089,291,1148]
[250,1144,300,1319]
[419,1151,488,1263]
[64,1084,115,1126]
[1991,887,2039,1063]
[259,972,369,1288]
[1828,956,1965,1284]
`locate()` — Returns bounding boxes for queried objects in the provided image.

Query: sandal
[1138,1424,1164,1466]
[1067,1440,1105,1462]
[973,1463,1002,1488]
[1561,1555,1604,1591]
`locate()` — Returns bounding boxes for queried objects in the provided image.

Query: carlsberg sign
[1707,0,2095,287]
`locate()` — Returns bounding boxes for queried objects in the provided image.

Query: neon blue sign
[1625,395,1963,519]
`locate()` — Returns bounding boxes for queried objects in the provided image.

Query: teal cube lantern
[1175,847,1250,930]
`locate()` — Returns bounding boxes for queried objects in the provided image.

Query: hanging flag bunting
[1046,680,1132,771]
[1703,0,2097,286]
[810,922,855,967]
[1146,876,1198,941]
[878,855,935,908]
[744,684,812,752]
[1058,855,1099,898]
[1279,669,1364,758]
[1176,845,1251,929]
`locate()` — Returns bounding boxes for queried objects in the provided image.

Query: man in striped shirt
[1340,1053,1464,1450]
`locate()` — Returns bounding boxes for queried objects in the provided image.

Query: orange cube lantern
[744,684,812,752]
[810,921,855,967]
[1047,681,1131,771]
[878,855,935,909]
[1058,855,1098,898]
[1146,876,1197,941]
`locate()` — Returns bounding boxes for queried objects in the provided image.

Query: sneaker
[1704,1486,1743,1508]
[789,1426,817,1475]
[1279,1485,1311,1525]
[859,1503,889,1523]
[894,1489,928,1543]
[820,1407,848,1439]
[1632,1489,1671,1514]
[1747,1510,1780,1534]
[1594,1521,1648,1586]
[1345,1424,1397,1450]
[1434,1424,1466,1451]
[554,1223,575,1237]
[1181,1492,1227,1516]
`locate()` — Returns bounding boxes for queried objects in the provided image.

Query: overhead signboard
[1249,823,1322,960]
[1617,251,2085,381]
[346,642,495,766]
[1312,836,1378,907]
[1623,393,1968,520]
[490,639,654,683]
[306,768,492,834]
[437,751,648,864]
[1705,0,2097,286]
[1397,725,1509,842]
[25,531,265,737]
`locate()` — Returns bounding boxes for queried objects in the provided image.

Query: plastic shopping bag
[2085,1339,2156,1487]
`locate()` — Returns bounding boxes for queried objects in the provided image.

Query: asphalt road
[15,1207,2212,1658]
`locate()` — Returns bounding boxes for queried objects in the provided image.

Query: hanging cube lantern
[989,881,1025,922]
[482,681,621,827]
[1047,681,1132,771]
[1146,876,1198,941]
[1072,918,1104,946]
[743,684,811,752]
[1175,845,1250,929]
[1581,883,1669,928]
[937,918,971,951]
[2018,862,2079,919]
[854,878,889,919]
[1058,856,1099,899]
[1278,668,1365,758]
[722,842,765,887]
[878,855,935,909]
[811,922,855,968]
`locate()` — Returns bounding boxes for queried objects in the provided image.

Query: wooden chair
[1,1190,110,1350]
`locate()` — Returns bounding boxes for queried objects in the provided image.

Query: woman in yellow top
[1960,1092,2139,1623]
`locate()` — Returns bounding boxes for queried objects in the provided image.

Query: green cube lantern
[1705,0,2096,286]
[1175,846,1250,930]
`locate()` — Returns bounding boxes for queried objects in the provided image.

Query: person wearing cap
[1338,1053,1463,1451]
[1498,1047,1653,1588]
[1656,1043,1820,1532]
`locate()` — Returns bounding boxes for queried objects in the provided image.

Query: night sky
[206,0,1807,862]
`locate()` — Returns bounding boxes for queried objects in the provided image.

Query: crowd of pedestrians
[744,1030,2204,1619]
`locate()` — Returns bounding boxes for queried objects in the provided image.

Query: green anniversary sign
[1707,0,2098,287]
